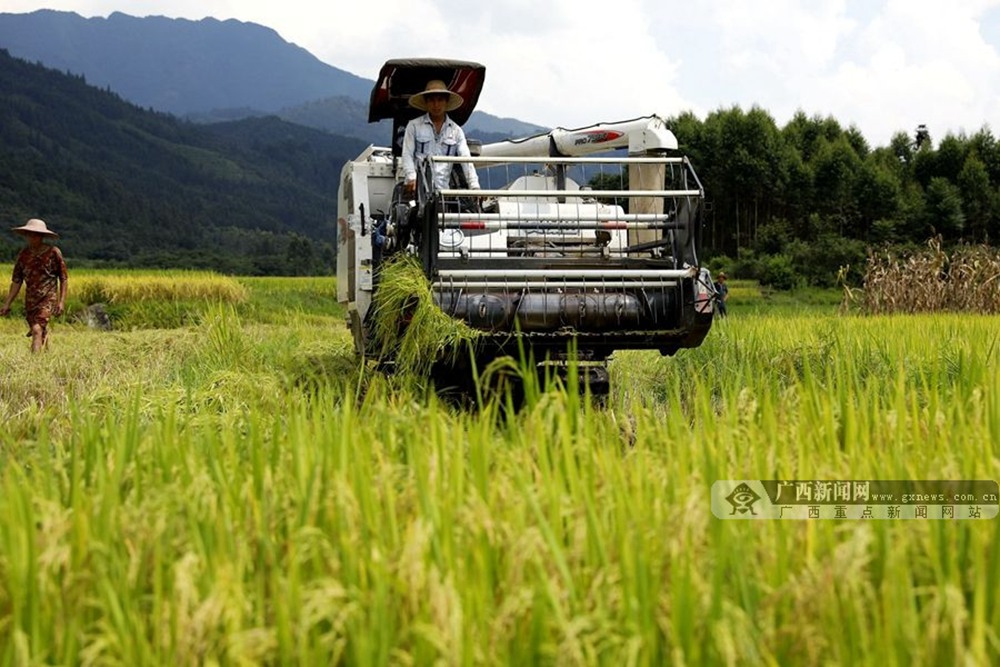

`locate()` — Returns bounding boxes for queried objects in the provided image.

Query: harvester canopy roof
[368,58,486,127]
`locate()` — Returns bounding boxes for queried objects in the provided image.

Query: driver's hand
[404,179,416,195]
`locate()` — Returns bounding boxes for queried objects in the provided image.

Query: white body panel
[479,115,678,159]
[336,147,395,320]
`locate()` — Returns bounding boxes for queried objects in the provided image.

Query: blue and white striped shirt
[401,113,480,191]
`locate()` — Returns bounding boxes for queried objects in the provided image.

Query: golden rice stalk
[73,272,248,304]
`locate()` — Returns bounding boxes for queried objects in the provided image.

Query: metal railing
[420,154,704,295]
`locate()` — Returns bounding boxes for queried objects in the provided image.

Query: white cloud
[460,1,689,128]
[807,0,1000,141]
[303,0,692,130]
[710,0,855,74]
[3,0,1000,144]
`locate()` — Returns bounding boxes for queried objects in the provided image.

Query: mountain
[0,9,371,116]
[0,11,549,272]
[274,96,545,147]
[0,48,365,273]
[0,10,547,141]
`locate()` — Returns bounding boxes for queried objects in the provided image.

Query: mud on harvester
[337,59,715,395]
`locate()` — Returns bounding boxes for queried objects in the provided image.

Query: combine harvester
[337,59,715,396]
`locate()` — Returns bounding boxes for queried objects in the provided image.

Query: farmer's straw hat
[11,218,59,238]
[409,80,463,112]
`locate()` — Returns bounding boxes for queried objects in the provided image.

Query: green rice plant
[707,278,843,317]
[0,276,998,665]
[724,279,761,301]
[237,276,342,324]
[368,255,481,376]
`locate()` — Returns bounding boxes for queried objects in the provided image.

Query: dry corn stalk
[855,237,1000,314]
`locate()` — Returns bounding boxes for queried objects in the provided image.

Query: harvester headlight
[440,228,465,250]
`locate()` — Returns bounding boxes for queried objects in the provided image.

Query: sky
[4,0,1000,147]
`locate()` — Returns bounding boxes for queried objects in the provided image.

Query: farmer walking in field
[1,218,68,352]
[713,271,729,317]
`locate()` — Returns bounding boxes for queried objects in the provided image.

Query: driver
[401,79,480,196]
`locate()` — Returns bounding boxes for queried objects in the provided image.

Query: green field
[0,273,997,665]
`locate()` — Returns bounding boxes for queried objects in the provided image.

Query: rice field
[0,271,997,665]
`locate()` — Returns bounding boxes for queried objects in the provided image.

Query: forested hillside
[0,49,365,274]
[4,41,1000,284]
[0,10,549,142]
[667,108,1000,287]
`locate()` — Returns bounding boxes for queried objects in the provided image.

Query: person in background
[1,218,68,352]
[714,271,729,317]
[401,79,480,196]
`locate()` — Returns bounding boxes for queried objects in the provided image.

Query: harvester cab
[337,58,715,395]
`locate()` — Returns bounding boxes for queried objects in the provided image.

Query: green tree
[968,128,1000,183]
[782,111,843,163]
[934,134,967,183]
[855,157,903,238]
[776,144,814,232]
[811,135,862,229]
[923,177,965,238]
[957,155,992,240]
[698,105,785,255]
[889,131,915,166]
[844,125,870,159]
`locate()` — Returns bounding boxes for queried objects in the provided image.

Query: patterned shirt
[401,113,480,191]
[12,245,68,317]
